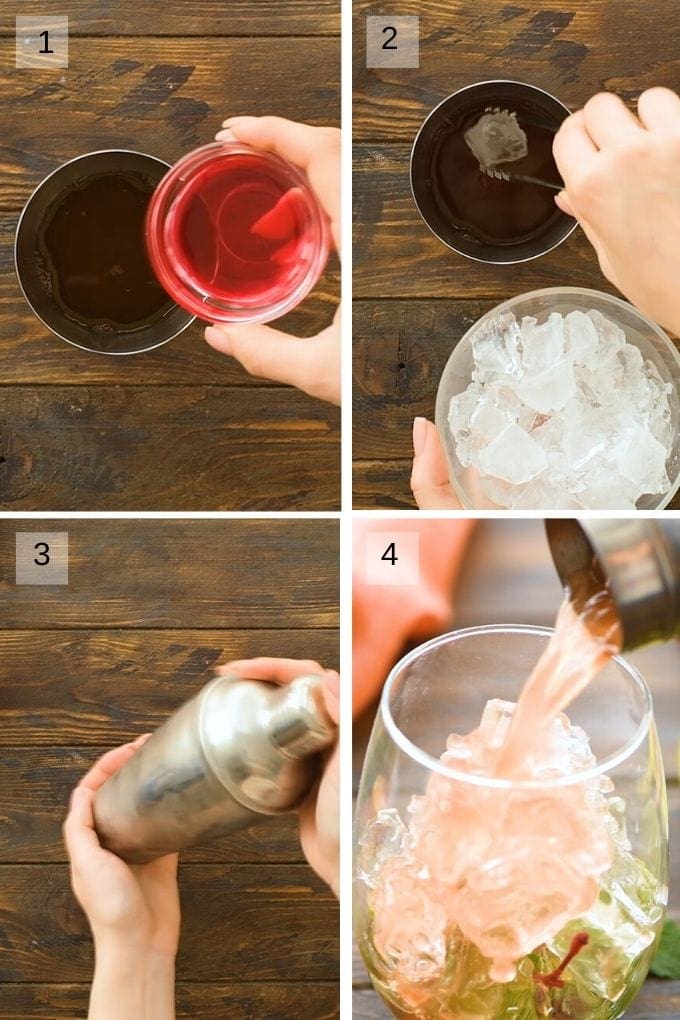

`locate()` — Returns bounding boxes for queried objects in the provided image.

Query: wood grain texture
[0,864,338,982]
[0,1,339,37]
[0,746,307,863]
[0,32,340,510]
[353,147,614,300]
[0,224,339,385]
[0,520,339,627]
[353,0,680,142]
[0,629,338,744]
[0,386,340,510]
[0,39,339,211]
[352,302,680,509]
[0,517,339,1013]
[0,983,340,1020]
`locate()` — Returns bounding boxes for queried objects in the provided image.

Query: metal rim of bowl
[409,79,579,265]
[14,148,196,356]
[434,286,680,510]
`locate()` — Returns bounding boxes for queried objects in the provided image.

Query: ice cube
[516,356,576,413]
[608,425,669,494]
[477,423,548,485]
[564,309,600,364]
[472,318,523,381]
[464,108,528,169]
[357,808,409,888]
[520,312,565,372]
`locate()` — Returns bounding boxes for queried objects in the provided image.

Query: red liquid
[165,153,311,307]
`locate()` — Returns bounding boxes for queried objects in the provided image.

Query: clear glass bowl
[354,626,669,1020]
[434,287,680,509]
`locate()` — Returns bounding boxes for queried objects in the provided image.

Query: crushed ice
[464,108,529,169]
[448,309,674,508]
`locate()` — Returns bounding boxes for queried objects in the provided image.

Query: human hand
[216,656,339,897]
[205,116,341,405]
[553,87,680,337]
[64,737,181,958]
[410,417,462,510]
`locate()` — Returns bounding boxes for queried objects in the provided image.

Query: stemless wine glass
[354,626,669,1020]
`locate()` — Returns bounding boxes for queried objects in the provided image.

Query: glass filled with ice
[354,626,668,1019]
[435,287,680,509]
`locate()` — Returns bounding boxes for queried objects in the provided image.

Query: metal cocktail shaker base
[546,519,680,650]
[93,673,336,863]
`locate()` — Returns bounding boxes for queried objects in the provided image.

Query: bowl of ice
[435,288,680,509]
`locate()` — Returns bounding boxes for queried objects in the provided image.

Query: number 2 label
[382,26,398,50]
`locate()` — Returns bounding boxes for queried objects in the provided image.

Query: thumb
[410,417,462,510]
[205,321,335,402]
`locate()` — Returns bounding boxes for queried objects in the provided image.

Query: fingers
[63,785,102,868]
[410,418,463,510]
[204,317,340,405]
[553,110,599,182]
[78,735,151,794]
[637,86,680,131]
[554,190,576,218]
[217,657,328,684]
[582,92,644,148]
[323,669,340,726]
[216,116,340,249]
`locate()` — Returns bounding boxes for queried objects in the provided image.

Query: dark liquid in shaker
[429,103,563,246]
[36,171,173,332]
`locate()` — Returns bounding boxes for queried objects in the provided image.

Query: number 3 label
[15,532,69,585]
[33,542,50,566]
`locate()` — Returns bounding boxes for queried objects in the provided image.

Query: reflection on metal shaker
[93,673,336,863]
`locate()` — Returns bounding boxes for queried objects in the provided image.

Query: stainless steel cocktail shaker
[546,519,680,650]
[93,673,336,863]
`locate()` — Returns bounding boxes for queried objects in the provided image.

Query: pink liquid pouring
[366,579,627,1003]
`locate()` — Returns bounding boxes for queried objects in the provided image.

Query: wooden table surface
[0,1,340,510]
[0,518,339,1019]
[352,0,680,509]
[353,519,680,1018]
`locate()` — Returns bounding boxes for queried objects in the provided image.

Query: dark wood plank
[0,1,339,36]
[0,746,307,863]
[353,0,680,143]
[0,983,339,1020]
[354,146,614,299]
[0,222,340,383]
[0,629,338,745]
[0,38,340,211]
[0,864,338,982]
[0,520,339,627]
[0,385,340,510]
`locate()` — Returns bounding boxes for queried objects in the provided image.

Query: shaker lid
[266,674,337,758]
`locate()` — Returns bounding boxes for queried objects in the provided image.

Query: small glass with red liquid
[146,141,330,323]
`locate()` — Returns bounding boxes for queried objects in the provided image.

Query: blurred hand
[217,656,339,897]
[64,737,180,957]
[410,417,462,510]
[205,116,341,405]
[553,87,680,337]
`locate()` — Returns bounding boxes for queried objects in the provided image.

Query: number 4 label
[365,532,420,586]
